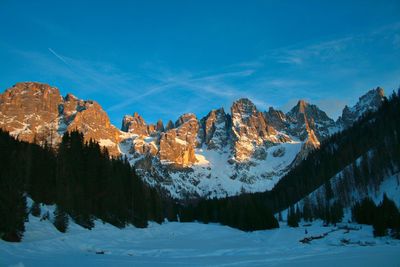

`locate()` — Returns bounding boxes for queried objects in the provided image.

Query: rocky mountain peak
[0,82,63,144]
[297,99,309,114]
[165,120,175,131]
[264,107,288,132]
[174,113,199,144]
[289,100,318,117]
[0,82,121,155]
[230,98,280,162]
[231,98,258,118]
[121,112,148,135]
[65,93,78,101]
[357,87,385,110]
[156,119,164,132]
[158,113,199,167]
[287,100,335,141]
[175,113,197,127]
[0,81,388,199]
[199,107,229,150]
[8,82,60,97]
[337,87,385,129]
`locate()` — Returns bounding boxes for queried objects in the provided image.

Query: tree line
[0,130,178,242]
[352,194,400,238]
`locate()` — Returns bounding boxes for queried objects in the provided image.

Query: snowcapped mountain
[119,89,386,199]
[0,82,387,199]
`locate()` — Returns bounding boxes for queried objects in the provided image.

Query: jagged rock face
[66,100,121,155]
[199,108,229,150]
[292,125,320,165]
[1,81,388,199]
[156,119,164,132]
[122,112,149,135]
[165,120,174,131]
[174,113,199,146]
[0,82,63,144]
[337,87,385,129]
[147,124,157,135]
[158,113,199,167]
[264,107,289,132]
[0,82,121,155]
[287,100,335,142]
[159,131,195,166]
[131,136,158,156]
[231,98,281,162]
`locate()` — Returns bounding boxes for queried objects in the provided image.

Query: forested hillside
[0,130,177,242]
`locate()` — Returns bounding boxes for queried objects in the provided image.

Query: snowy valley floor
[1,214,400,267]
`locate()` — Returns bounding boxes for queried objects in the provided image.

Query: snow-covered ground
[1,210,399,267]
[156,142,302,199]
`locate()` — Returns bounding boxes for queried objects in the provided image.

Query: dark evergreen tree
[0,130,28,242]
[352,198,377,225]
[287,206,299,227]
[302,197,313,222]
[330,201,343,224]
[373,211,387,237]
[324,180,333,201]
[53,205,69,233]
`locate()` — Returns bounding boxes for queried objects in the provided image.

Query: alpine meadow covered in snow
[1,1,400,266]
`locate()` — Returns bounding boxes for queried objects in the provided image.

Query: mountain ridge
[0,81,386,198]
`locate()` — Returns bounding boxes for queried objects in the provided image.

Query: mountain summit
[337,87,385,129]
[0,82,121,155]
[0,82,386,198]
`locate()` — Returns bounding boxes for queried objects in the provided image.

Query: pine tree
[330,201,343,224]
[53,205,69,233]
[324,180,333,201]
[0,131,28,242]
[302,197,313,222]
[287,206,299,227]
[373,212,387,237]
[0,192,27,242]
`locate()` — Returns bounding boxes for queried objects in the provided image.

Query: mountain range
[0,82,385,198]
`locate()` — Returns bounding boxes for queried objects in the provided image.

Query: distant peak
[175,113,197,126]
[65,93,78,101]
[357,87,385,105]
[11,81,55,90]
[231,98,258,116]
[296,99,309,113]
[375,87,384,97]
[209,107,226,116]
[14,81,50,87]
[233,98,253,105]
[338,86,386,129]
[6,82,60,97]
[297,99,308,106]
[216,107,225,113]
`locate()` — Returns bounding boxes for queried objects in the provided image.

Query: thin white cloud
[263,79,311,88]
[48,48,70,66]
[7,21,399,125]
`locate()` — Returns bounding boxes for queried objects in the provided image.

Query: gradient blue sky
[0,0,399,126]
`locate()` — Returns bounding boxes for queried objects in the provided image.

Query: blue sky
[0,1,399,126]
